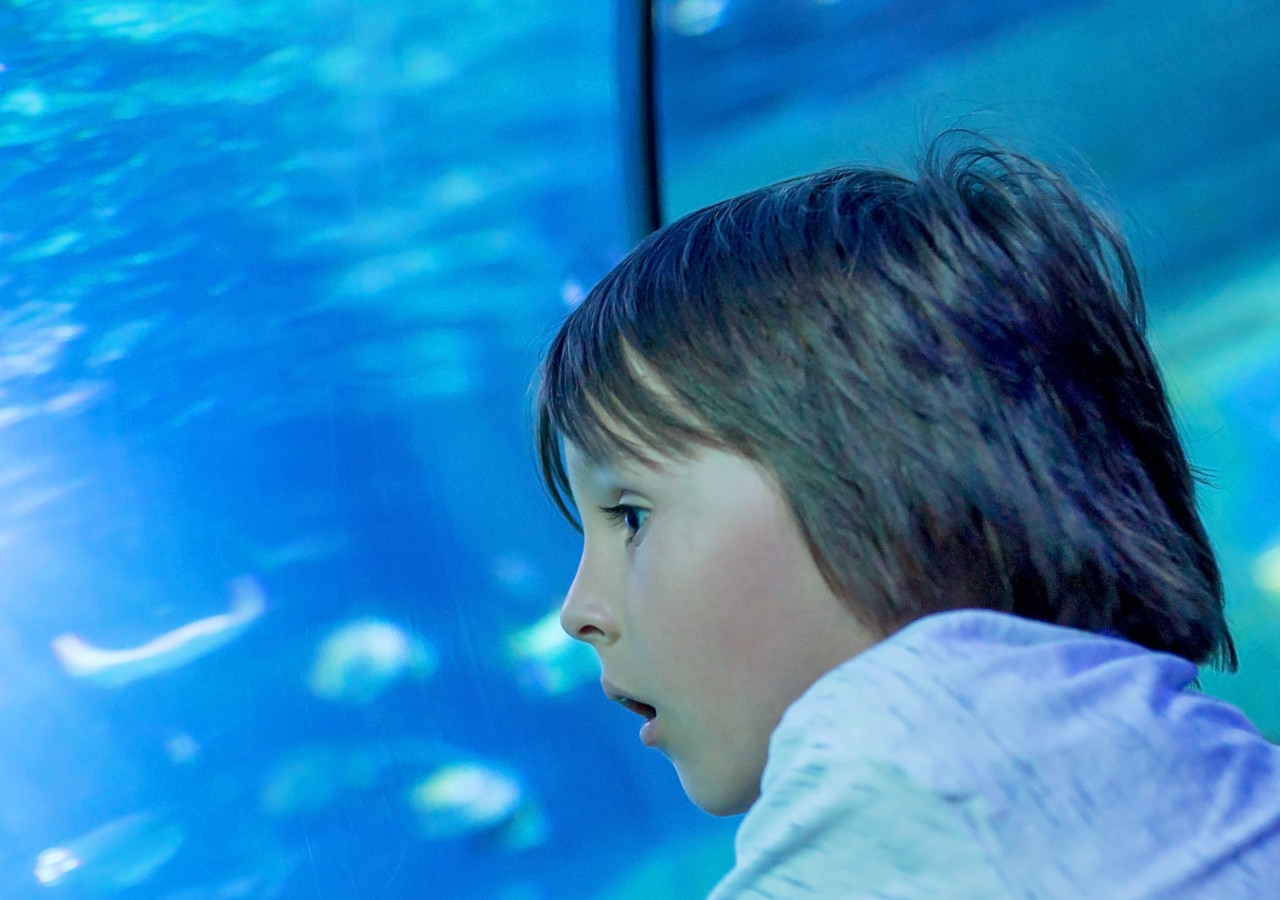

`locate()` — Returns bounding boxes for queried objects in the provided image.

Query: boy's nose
[560,559,618,646]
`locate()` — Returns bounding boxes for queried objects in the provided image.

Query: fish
[259,738,546,851]
[1253,542,1280,598]
[51,576,267,688]
[306,617,436,704]
[506,605,599,696]
[253,530,348,571]
[409,761,547,850]
[34,810,185,890]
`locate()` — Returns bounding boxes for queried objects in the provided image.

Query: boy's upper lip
[600,676,633,704]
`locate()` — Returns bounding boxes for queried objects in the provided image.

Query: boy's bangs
[536,300,714,528]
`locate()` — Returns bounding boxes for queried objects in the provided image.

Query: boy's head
[536,137,1236,811]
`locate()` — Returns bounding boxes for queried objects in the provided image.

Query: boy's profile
[534,136,1280,897]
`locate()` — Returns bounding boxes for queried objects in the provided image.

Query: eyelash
[600,503,647,541]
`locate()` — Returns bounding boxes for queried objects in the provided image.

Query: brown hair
[535,136,1236,670]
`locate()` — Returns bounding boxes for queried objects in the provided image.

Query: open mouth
[617,697,657,720]
[603,678,662,748]
[602,679,657,720]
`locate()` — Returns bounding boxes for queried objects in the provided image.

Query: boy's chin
[677,765,760,817]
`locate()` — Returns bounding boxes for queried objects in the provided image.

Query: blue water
[1,0,1278,898]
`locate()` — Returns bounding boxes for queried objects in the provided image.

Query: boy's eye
[600,503,648,538]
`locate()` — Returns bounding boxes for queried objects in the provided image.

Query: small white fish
[51,576,267,688]
[44,380,108,414]
[34,811,184,890]
[163,733,201,765]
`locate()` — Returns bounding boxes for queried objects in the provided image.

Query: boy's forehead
[565,437,654,481]
[563,430,681,493]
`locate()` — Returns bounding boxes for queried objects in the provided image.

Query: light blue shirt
[707,609,1280,899]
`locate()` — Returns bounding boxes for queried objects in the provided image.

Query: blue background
[0,1,1277,897]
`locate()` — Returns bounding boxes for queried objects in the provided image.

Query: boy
[534,137,1280,897]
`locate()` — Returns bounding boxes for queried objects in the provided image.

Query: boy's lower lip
[639,715,660,747]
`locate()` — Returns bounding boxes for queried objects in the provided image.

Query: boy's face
[560,437,879,816]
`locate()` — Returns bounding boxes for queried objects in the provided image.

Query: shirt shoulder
[706,740,1010,899]
[708,610,1280,899]
[706,612,1024,900]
